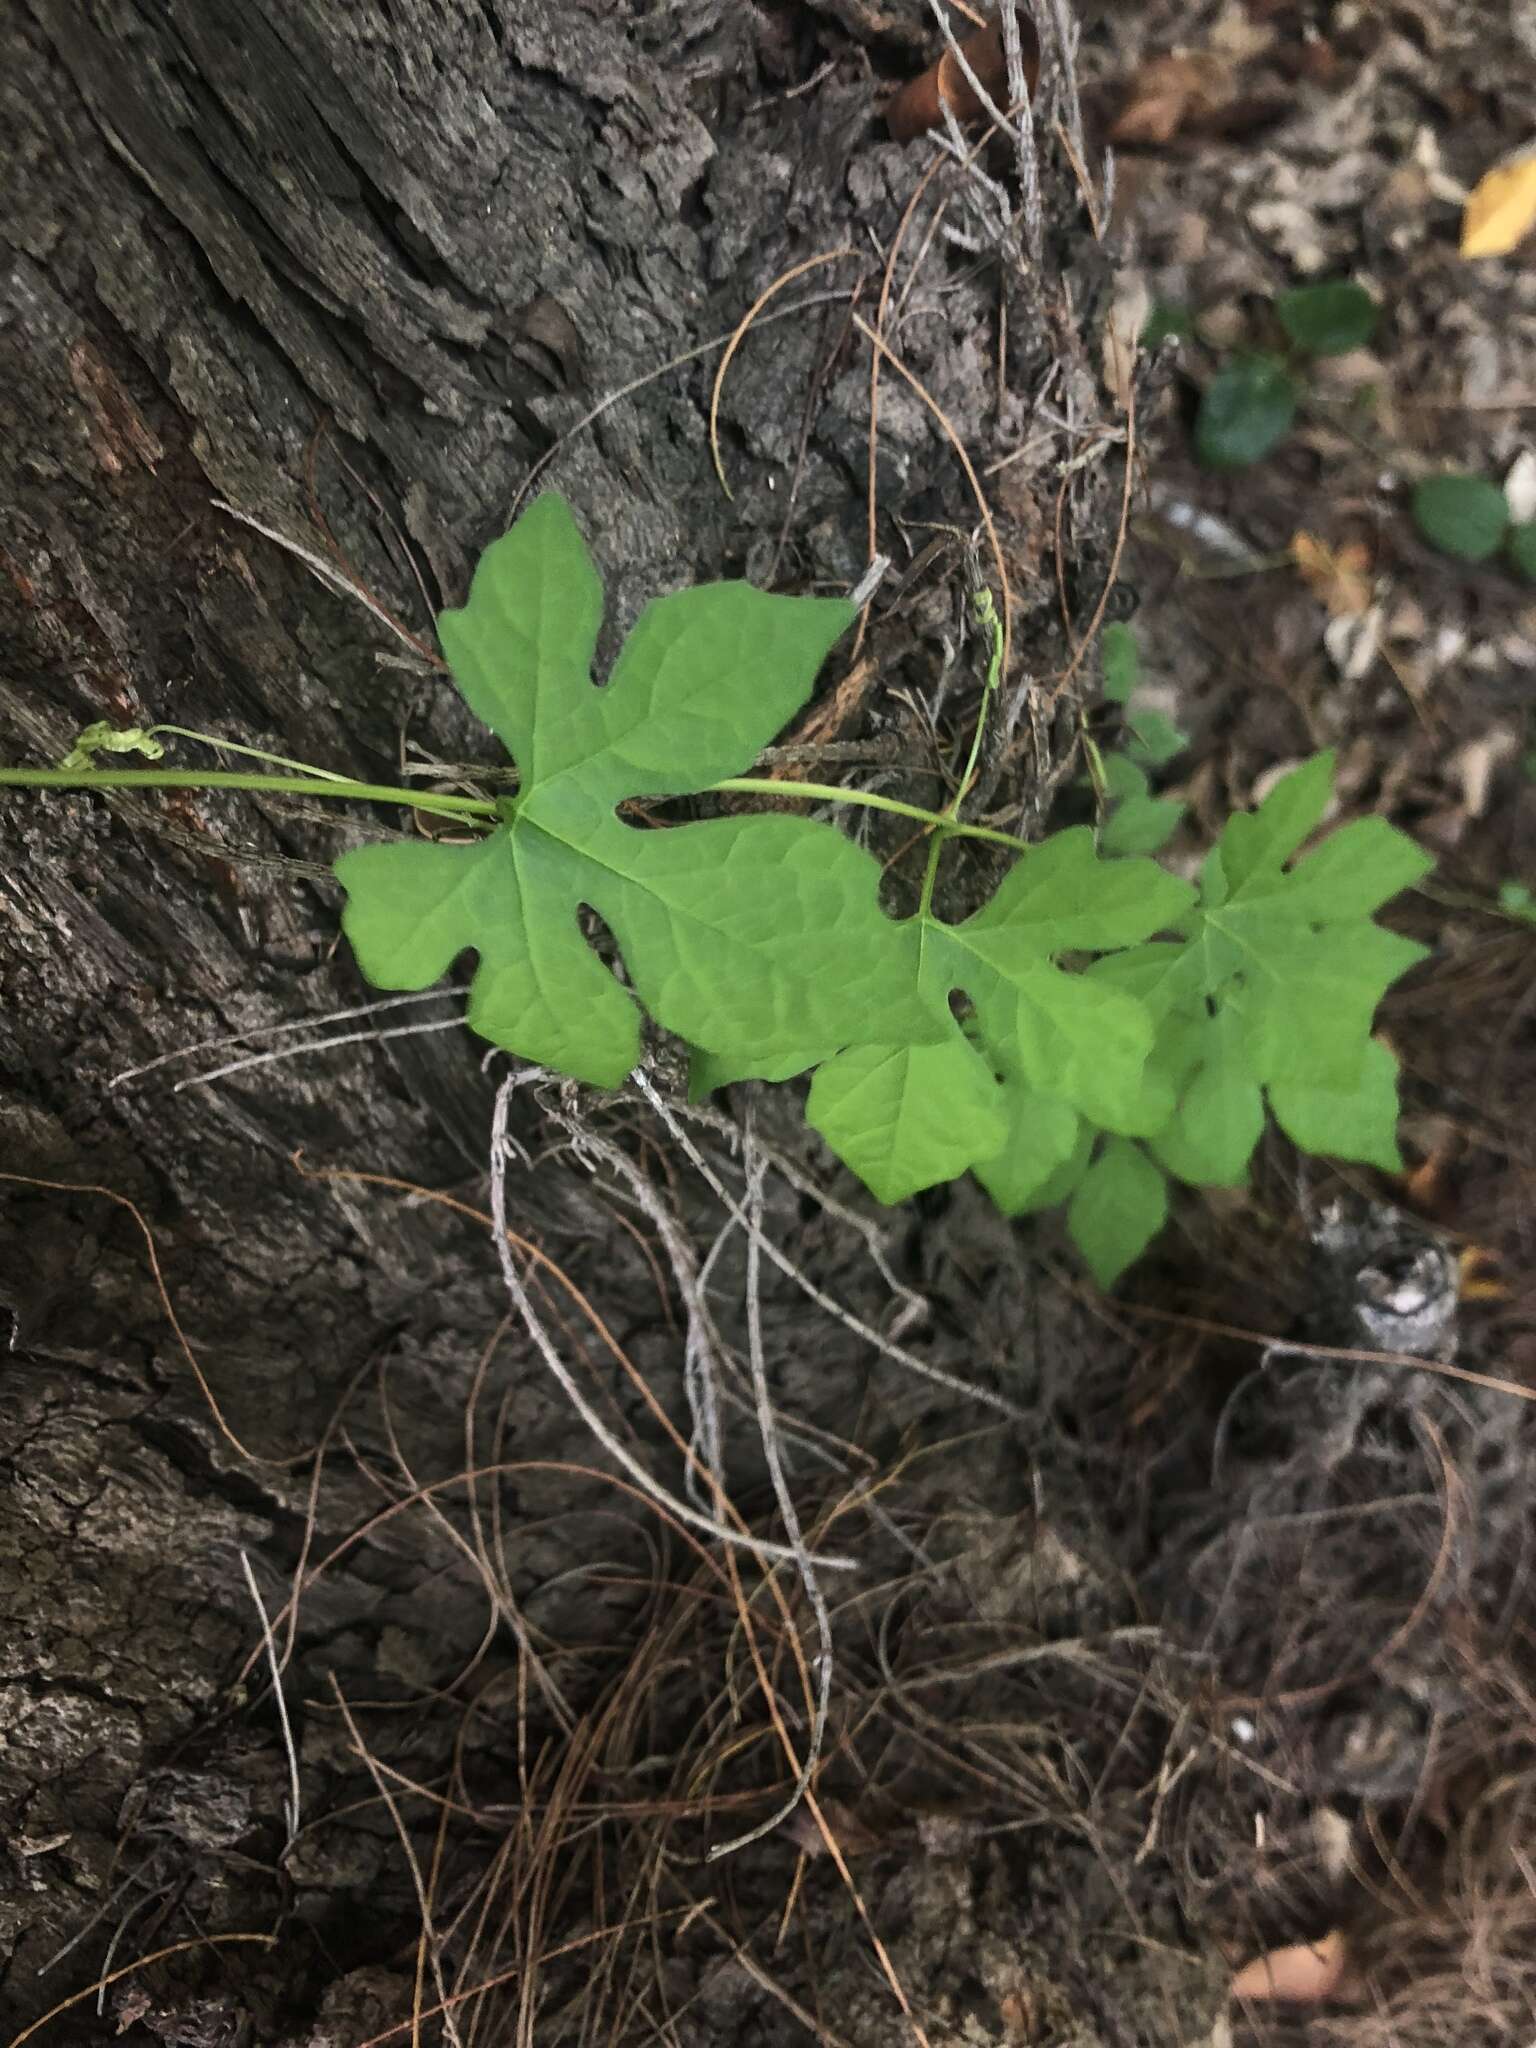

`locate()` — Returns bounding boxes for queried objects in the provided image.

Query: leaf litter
[1080,0,1536,2036]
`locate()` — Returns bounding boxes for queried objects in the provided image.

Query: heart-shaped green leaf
[1275,279,1378,358]
[1412,475,1510,563]
[1195,357,1298,470]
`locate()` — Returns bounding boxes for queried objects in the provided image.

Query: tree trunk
[0,6,1214,2043]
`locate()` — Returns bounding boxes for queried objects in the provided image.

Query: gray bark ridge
[1,6,749,2032]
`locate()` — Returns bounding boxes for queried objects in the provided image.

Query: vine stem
[0,765,1035,853]
[711,777,1031,855]
[148,725,357,784]
[0,766,498,824]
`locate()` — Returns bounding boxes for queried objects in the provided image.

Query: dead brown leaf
[1102,275,1150,411]
[887,18,1038,145]
[780,1798,884,1858]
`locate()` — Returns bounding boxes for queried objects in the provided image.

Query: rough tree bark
[0,6,1212,2044]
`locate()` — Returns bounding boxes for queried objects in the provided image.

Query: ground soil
[2,3,1535,2046]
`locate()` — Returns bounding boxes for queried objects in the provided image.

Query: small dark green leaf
[1102,622,1140,704]
[1412,475,1510,563]
[1275,280,1378,358]
[1195,358,1298,470]
[1508,521,1536,583]
[1499,880,1536,925]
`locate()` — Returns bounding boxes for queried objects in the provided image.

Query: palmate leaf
[803,833,1194,1207]
[337,494,941,1087]
[1130,754,1431,1195]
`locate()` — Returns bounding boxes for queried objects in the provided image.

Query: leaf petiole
[0,765,498,826]
[947,582,1004,817]
[917,825,946,919]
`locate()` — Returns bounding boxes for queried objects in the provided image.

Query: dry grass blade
[511,287,861,515]
[851,312,1012,691]
[5,1934,276,2048]
[0,1172,310,1468]
[211,498,441,664]
[708,248,862,500]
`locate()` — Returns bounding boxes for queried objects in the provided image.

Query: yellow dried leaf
[1290,532,1372,617]
[1461,152,1536,259]
[1231,1929,1349,2005]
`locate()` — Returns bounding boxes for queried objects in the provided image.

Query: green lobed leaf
[1147,1008,1264,1186]
[1074,756,1425,1272]
[1193,757,1432,1090]
[1195,357,1298,470]
[1101,793,1184,856]
[1011,966,1160,1131]
[1251,814,1433,920]
[1412,475,1510,563]
[338,492,940,1087]
[1067,1139,1169,1288]
[1103,752,1149,803]
[1087,994,1207,1140]
[805,1037,1006,1206]
[965,828,1192,959]
[1102,622,1140,704]
[806,839,1194,1203]
[339,832,640,1085]
[993,1119,1095,1216]
[971,1087,1081,1215]
[1126,752,1429,1205]
[1221,918,1427,1087]
[1215,751,1336,894]
[1275,279,1379,358]
[1268,1036,1404,1172]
